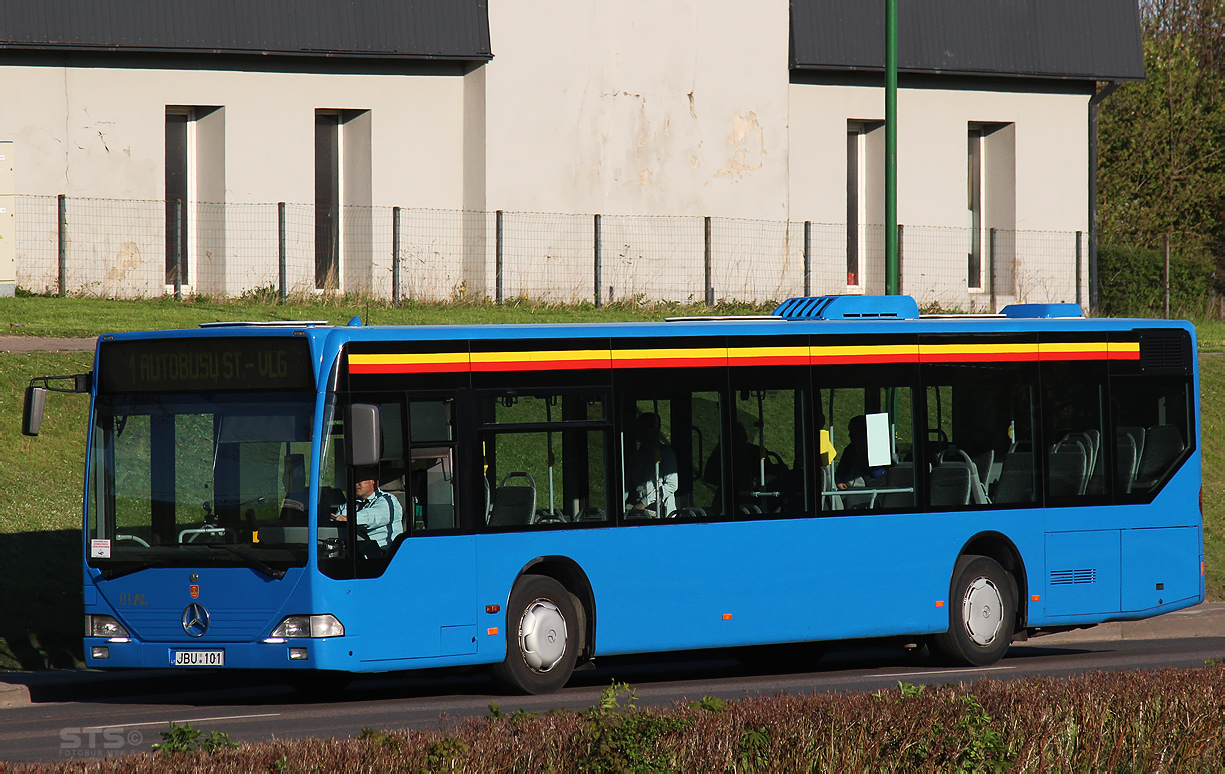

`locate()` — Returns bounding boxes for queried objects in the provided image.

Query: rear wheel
[492,575,580,694]
[931,555,1015,667]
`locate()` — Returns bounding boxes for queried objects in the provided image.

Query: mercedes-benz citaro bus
[22,295,1203,694]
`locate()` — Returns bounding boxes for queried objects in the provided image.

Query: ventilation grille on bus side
[1049,569,1097,586]
[1138,330,1192,374]
[772,295,920,320]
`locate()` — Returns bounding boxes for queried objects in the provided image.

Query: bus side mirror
[22,385,47,437]
[22,373,92,437]
[346,403,382,468]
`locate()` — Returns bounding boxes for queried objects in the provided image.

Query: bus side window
[481,393,610,528]
[1110,376,1192,496]
[620,392,720,521]
[921,362,1038,509]
[1042,363,1107,502]
[824,382,915,512]
[726,387,810,519]
[407,399,458,532]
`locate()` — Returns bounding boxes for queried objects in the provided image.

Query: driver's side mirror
[346,403,383,468]
[22,385,47,437]
[22,373,92,437]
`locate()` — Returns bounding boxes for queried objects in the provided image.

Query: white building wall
[0,65,467,206]
[483,0,791,220]
[1,64,469,296]
[788,83,1089,308]
[1,6,1094,306]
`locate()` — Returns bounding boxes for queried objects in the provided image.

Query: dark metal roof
[792,0,1144,81]
[0,0,491,61]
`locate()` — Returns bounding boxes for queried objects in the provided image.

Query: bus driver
[331,466,404,548]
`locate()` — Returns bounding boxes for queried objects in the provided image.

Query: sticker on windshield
[90,539,111,559]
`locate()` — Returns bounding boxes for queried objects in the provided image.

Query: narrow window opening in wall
[967,128,983,290]
[315,109,373,293]
[847,126,862,286]
[846,121,884,292]
[315,111,341,291]
[165,106,224,292]
[165,110,190,286]
[967,122,1016,299]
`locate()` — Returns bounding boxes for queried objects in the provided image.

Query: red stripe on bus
[350,362,469,374]
[351,343,1137,374]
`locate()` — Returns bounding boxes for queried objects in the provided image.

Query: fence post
[277,202,287,304]
[896,224,904,296]
[495,209,504,305]
[173,201,183,301]
[803,221,812,297]
[704,216,713,307]
[593,214,602,308]
[392,206,401,307]
[1163,233,1170,319]
[57,194,67,297]
[1074,230,1082,310]
[989,227,997,313]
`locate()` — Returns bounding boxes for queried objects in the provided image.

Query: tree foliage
[1098,0,1225,257]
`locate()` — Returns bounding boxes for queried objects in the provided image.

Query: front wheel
[491,575,580,694]
[930,555,1015,667]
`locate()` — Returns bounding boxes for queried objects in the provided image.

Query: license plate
[172,650,224,666]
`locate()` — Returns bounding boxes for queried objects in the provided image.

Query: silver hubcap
[519,598,567,673]
[962,576,1004,646]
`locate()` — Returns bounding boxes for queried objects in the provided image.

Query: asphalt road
[3,633,1225,764]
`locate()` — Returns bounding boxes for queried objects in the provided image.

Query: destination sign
[98,337,314,393]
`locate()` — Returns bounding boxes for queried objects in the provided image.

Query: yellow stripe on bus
[470,349,609,364]
[917,343,1039,356]
[612,347,729,361]
[810,344,920,358]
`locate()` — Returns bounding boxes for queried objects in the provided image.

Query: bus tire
[492,575,580,694]
[931,555,1014,667]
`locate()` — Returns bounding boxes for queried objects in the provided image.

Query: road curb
[1029,602,1225,645]
[0,681,31,708]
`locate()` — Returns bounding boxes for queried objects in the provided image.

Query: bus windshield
[87,392,315,575]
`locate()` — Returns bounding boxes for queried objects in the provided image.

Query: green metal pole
[885,0,899,295]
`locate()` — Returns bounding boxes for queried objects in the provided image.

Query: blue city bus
[23,295,1203,694]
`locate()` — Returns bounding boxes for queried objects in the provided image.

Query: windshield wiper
[98,559,174,581]
[205,543,286,580]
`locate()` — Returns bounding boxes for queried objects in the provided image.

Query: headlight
[87,615,129,639]
[269,614,344,639]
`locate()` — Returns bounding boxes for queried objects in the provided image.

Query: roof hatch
[999,303,1084,319]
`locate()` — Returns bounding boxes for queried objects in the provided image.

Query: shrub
[1097,242,1218,317]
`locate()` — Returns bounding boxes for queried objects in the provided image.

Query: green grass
[0,294,769,338]
[1,297,1223,670]
[0,350,93,670]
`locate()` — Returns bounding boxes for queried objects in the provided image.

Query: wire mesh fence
[14,194,1087,310]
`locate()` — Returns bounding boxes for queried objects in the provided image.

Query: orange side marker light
[1032,595,1041,602]
[722,613,733,621]
[935,600,945,608]
[486,604,501,614]
[487,627,499,636]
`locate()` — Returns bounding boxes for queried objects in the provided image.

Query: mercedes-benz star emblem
[182,603,210,637]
